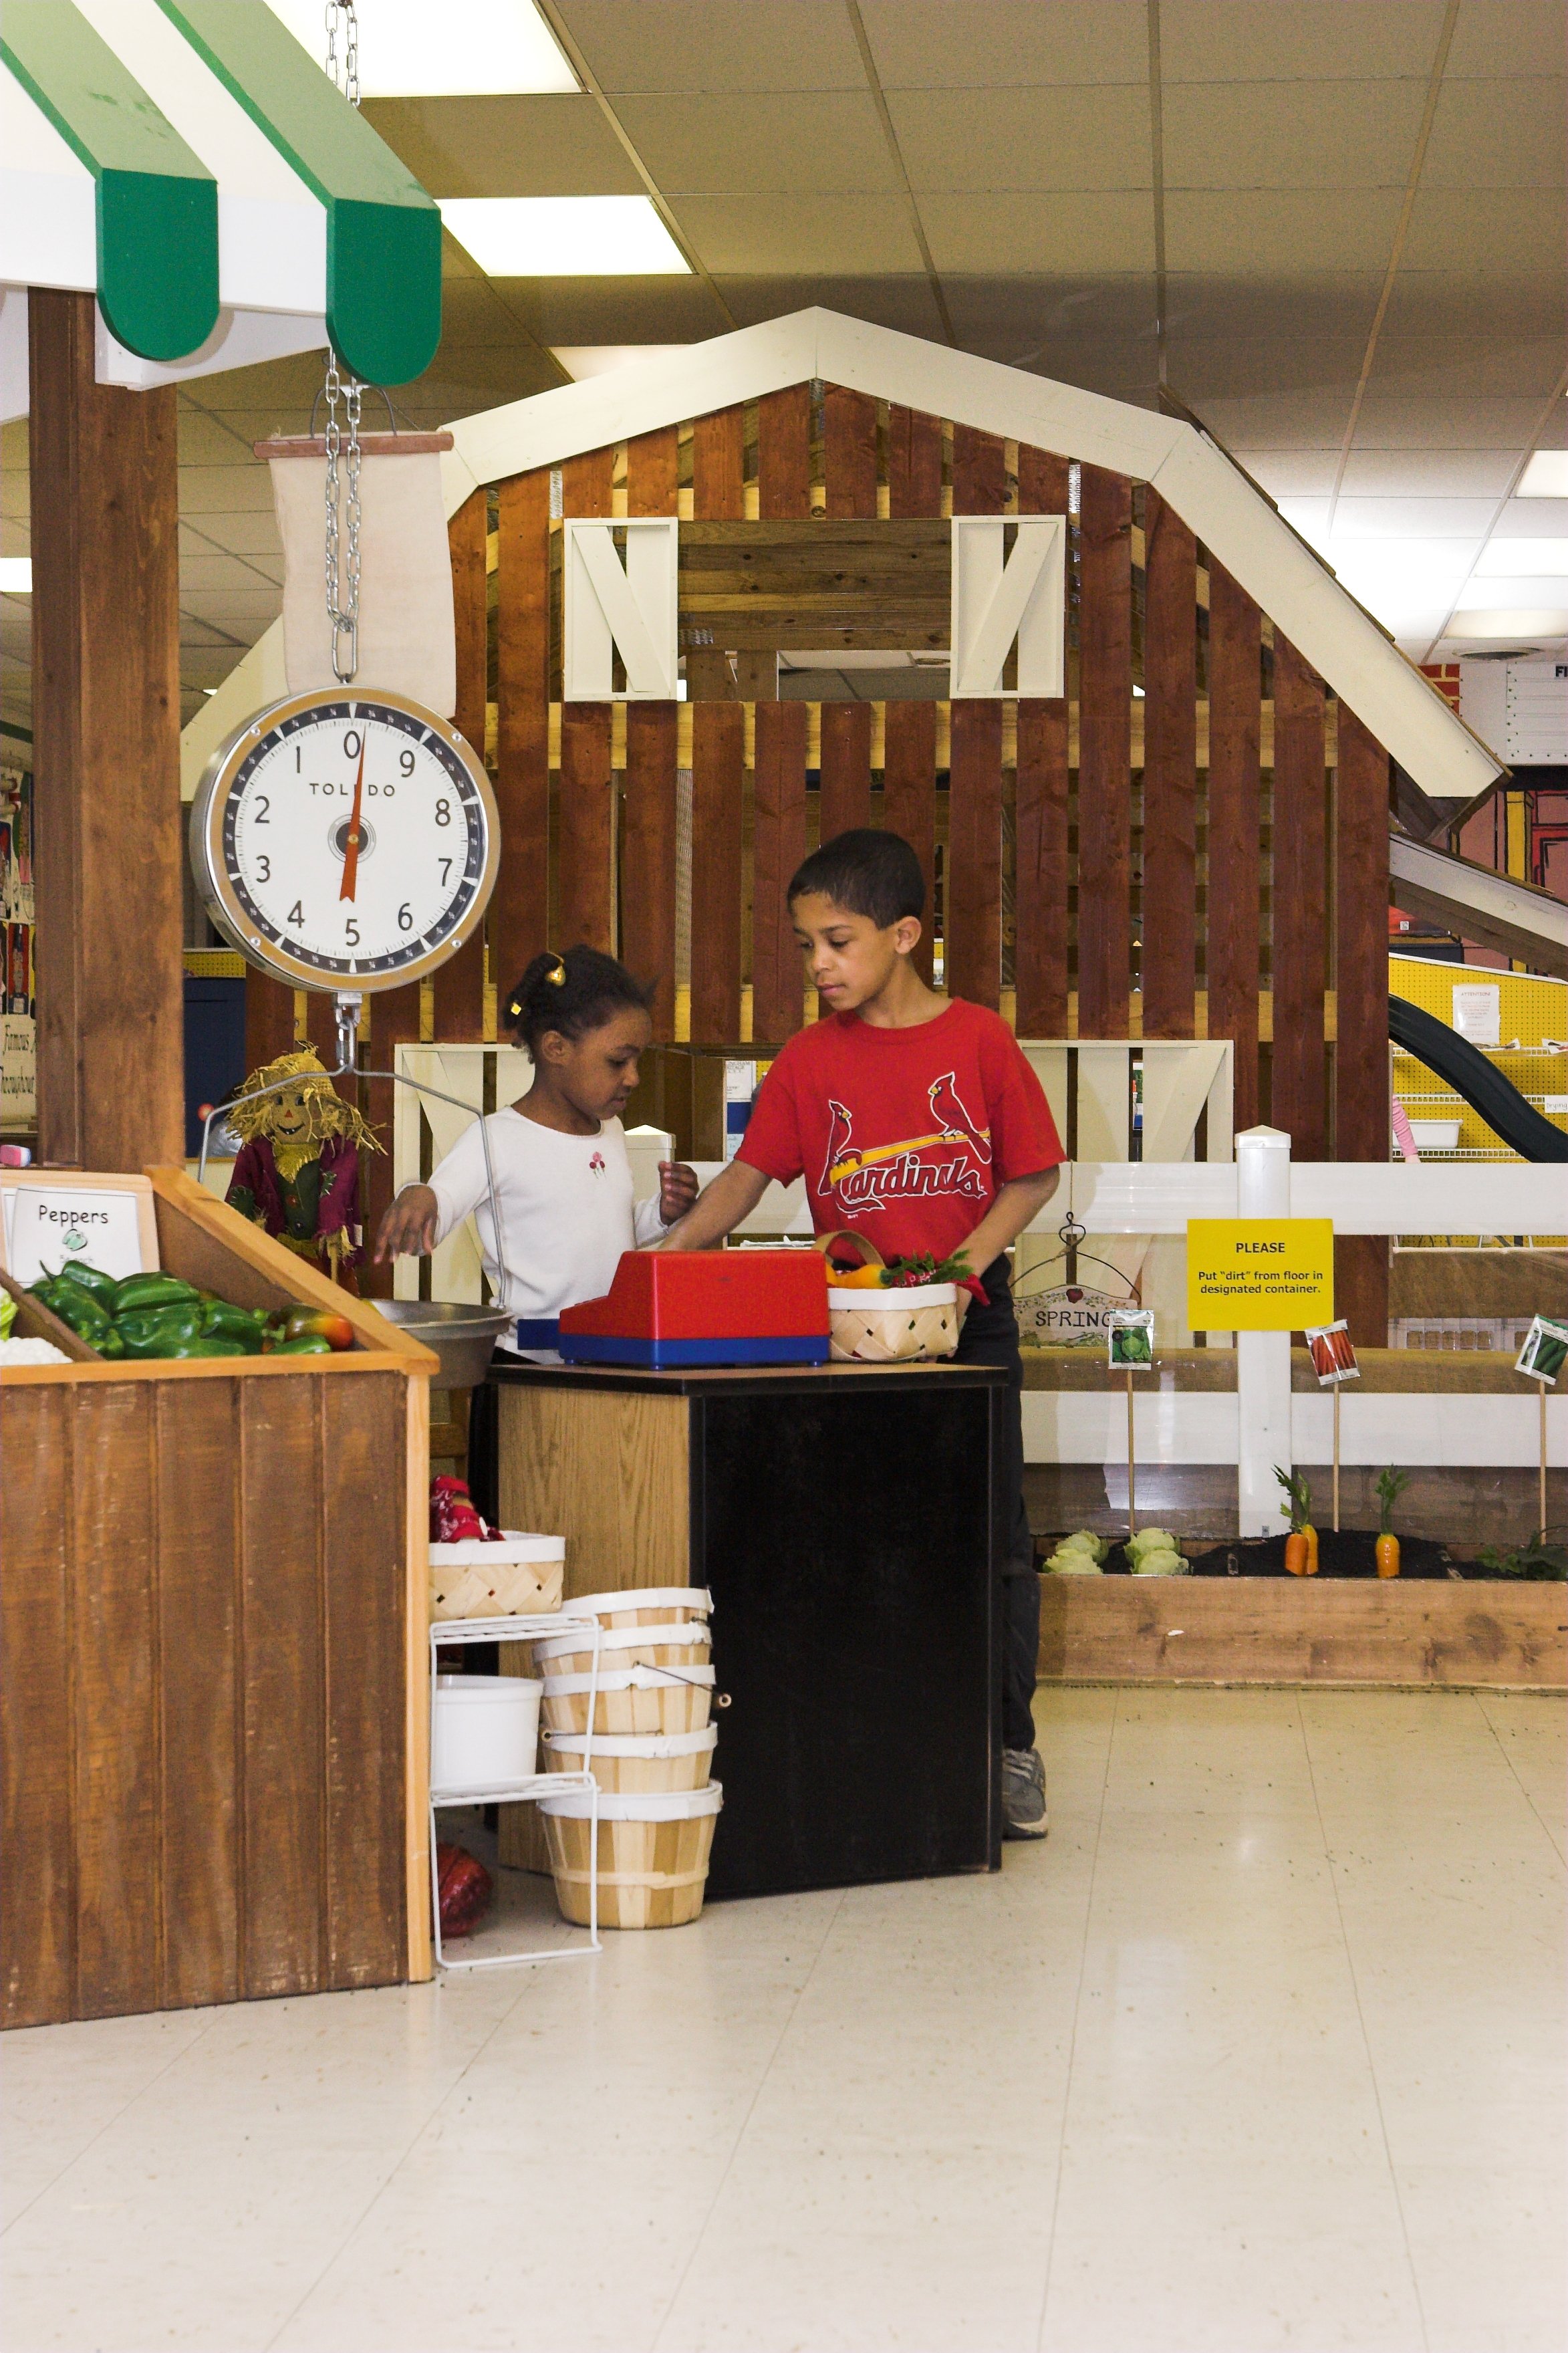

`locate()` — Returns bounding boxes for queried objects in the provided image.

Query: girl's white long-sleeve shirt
[426,1109,666,1318]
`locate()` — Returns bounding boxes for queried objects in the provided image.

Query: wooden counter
[1,1168,436,2029]
[491,1358,1009,1898]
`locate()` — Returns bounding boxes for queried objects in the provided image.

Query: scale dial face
[190,689,499,993]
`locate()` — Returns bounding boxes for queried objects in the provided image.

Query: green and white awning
[0,0,440,386]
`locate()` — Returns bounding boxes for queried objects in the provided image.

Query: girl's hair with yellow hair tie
[505,945,654,1054]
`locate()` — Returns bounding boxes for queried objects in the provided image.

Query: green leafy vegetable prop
[1476,1528,1567,1581]
[1124,1527,1187,1576]
[1044,1530,1108,1574]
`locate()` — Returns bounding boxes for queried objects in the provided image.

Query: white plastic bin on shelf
[1408,1120,1462,1153]
[431,1672,542,1796]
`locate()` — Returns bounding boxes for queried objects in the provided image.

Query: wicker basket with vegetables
[817,1233,970,1363]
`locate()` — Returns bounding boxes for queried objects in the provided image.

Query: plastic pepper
[113,1273,200,1316]
[117,1306,207,1358]
[278,1306,355,1351]
[200,1302,267,1349]
[53,1261,120,1308]
[269,1331,334,1355]
[45,1286,115,1348]
[159,1336,251,1359]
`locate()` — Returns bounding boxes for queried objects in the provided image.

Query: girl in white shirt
[375,947,696,1336]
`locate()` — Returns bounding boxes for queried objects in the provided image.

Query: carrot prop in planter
[1276,1465,1318,1574]
[1376,1467,1408,1576]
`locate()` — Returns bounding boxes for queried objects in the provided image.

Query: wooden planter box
[1038,1574,1568,1690]
[1,1168,436,2029]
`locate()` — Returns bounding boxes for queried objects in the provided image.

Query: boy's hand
[658,1160,700,1225]
[374,1183,439,1262]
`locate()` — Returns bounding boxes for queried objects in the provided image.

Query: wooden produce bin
[1,1168,438,2030]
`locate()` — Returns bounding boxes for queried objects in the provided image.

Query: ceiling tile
[860,3,1148,88]
[664,194,924,273]
[1499,499,1568,533]
[1164,272,1384,337]
[887,86,1152,191]
[1326,496,1502,538]
[1162,1,1446,82]
[177,469,277,515]
[1195,389,1357,447]
[1162,81,1425,189]
[363,95,640,199]
[1382,269,1567,335]
[472,278,724,344]
[176,408,261,466]
[1402,186,1566,271]
[1165,189,1402,272]
[1368,336,1568,400]
[180,593,283,641]
[615,92,898,192]
[557,1,867,92]
[716,276,949,337]
[1444,0,1568,77]
[1351,394,1547,447]
[1170,337,1368,398]
[1420,80,1567,188]
[1339,449,1525,495]
[920,192,1155,273]
[179,552,285,593]
[1238,451,1343,495]
[179,513,283,559]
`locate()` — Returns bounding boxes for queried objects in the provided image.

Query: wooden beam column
[1015,445,1071,1037]
[1076,465,1134,1037]
[1334,703,1392,1346]
[29,289,184,1170]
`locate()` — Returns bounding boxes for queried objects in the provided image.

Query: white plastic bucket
[543,1724,717,1792]
[430,1673,541,1797]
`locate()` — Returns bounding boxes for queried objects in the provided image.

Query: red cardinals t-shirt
[737,1000,1063,1277]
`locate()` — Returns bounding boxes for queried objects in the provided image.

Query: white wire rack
[428,1612,602,1973]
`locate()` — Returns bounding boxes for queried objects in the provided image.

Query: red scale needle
[339,733,368,901]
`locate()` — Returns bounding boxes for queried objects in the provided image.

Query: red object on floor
[436,1843,493,1938]
[558,1249,829,1363]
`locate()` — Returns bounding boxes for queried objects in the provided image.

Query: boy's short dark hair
[787,829,924,927]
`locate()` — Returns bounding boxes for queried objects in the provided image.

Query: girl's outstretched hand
[375,1183,440,1262]
[658,1160,700,1225]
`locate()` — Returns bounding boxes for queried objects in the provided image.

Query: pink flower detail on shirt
[589,1151,606,1174]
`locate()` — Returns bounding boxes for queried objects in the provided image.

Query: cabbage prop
[0,1289,13,1341]
[1045,1529,1109,1574]
[1125,1527,1187,1575]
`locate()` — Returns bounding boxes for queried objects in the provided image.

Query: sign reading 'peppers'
[1185,1218,1335,1332]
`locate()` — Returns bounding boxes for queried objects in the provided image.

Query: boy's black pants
[955,1260,1040,1755]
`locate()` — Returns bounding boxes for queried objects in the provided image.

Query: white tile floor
[4,1688,1564,2353]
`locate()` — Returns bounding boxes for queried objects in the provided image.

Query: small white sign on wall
[950,513,1066,698]
[3,1185,150,1284]
[1452,983,1502,1047]
[562,517,679,701]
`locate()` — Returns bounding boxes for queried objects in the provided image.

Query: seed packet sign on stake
[1108,1310,1154,1534]
[1306,1321,1360,1531]
[1516,1316,1567,1535]
[1,1181,152,1285]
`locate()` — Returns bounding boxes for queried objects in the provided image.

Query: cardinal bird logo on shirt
[821,1074,991,1218]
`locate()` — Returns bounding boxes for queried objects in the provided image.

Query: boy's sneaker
[1002,1746,1048,1840]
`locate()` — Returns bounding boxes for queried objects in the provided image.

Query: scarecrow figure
[225,1049,383,1287]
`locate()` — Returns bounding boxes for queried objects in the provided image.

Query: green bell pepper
[200,1302,267,1349]
[112,1272,199,1316]
[117,1305,206,1358]
[46,1286,115,1348]
[53,1260,120,1308]
[269,1332,334,1355]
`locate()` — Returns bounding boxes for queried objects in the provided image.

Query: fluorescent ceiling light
[1519,452,1568,497]
[0,558,31,594]
[263,1,577,95]
[1445,608,1568,637]
[442,198,688,276]
[1474,538,1568,577]
[551,346,692,380]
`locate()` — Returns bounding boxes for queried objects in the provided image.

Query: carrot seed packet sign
[1186,1218,1334,1332]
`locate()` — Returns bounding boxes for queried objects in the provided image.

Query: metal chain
[321,2,362,683]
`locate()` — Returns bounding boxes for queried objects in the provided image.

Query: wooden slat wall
[1015,446,1071,1036]
[1140,489,1198,1039]
[1206,560,1263,1130]
[475,382,1396,1197]
[493,467,552,999]
[433,490,488,1039]
[751,699,809,1043]
[1272,634,1328,1157]
[947,427,1007,1007]
[1335,703,1393,1344]
[622,429,680,1033]
[1076,465,1133,1036]
[1,1368,410,2028]
[557,451,615,955]
[819,701,872,838]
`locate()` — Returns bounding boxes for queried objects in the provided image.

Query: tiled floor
[4,1689,1563,2353]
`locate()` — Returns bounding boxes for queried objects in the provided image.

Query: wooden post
[1333,1384,1341,1533]
[29,289,184,1171]
[1541,1383,1549,1537]
[1126,1368,1137,1534]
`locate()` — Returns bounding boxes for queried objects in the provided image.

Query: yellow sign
[1186,1218,1334,1332]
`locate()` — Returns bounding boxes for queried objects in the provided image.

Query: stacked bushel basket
[531,1589,722,1929]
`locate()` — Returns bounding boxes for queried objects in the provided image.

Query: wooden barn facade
[227,314,1499,1342]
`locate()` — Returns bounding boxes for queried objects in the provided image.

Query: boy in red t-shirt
[661,829,1063,1838]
